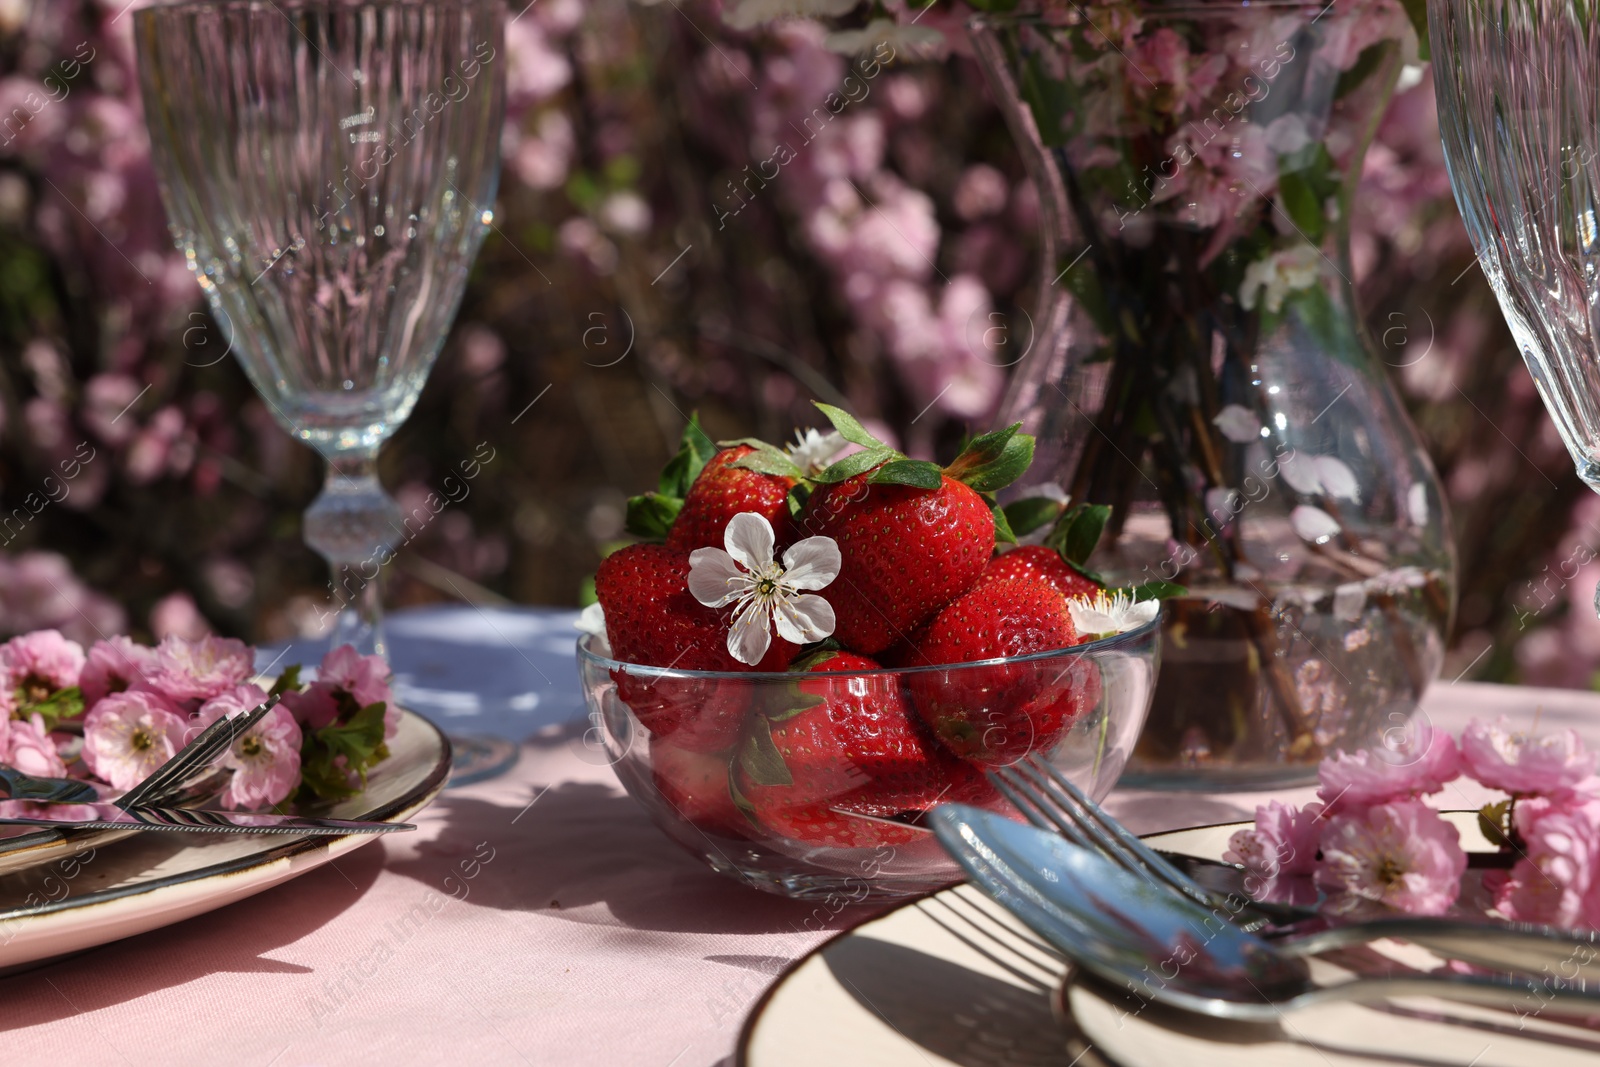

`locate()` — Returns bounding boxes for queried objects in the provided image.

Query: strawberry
[651,742,747,839]
[667,444,797,552]
[596,543,795,752]
[733,650,993,847]
[794,405,1037,655]
[906,576,1103,765]
[974,544,1102,602]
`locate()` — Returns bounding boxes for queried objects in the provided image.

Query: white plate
[0,707,448,972]
[739,812,1600,1067]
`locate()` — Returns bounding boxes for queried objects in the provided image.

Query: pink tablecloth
[1,674,1592,1066]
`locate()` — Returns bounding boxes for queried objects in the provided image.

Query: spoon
[930,804,1600,1021]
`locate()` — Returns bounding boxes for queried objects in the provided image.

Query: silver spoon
[930,804,1600,1021]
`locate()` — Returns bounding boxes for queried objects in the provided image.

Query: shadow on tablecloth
[0,838,388,1033]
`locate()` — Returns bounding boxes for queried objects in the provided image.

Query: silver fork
[116,694,280,808]
[985,754,1600,977]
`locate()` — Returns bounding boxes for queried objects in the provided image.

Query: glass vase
[971,2,1456,788]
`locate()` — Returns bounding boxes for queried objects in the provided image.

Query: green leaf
[268,665,303,698]
[1276,171,1326,246]
[813,402,887,451]
[1478,799,1513,850]
[951,423,1020,468]
[658,413,716,497]
[730,446,804,480]
[868,459,943,489]
[682,412,717,464]
[992,502,1017,545]
[1045,503,1112,566]
[1399,0,1429,61]
[300,700,390,801]
[814,447,893,484]
[577,576,597,608]
[786,484,809,518]
[1336,41,1392,98]
[625,492,682,539]
[737,718,792,788]
[25,686,84,731]
[1002,496,1065,537]
[951,433,1036,493]
[1111,580,1188,603]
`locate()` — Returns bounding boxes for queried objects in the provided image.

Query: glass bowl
[575,618,1161,900]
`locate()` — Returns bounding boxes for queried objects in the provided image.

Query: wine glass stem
[304,450,405,659]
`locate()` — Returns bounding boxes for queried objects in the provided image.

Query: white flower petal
[1213,404,1262,444]
[1314,456,1359,501]
[773,593,836,645]
[1124,599,1160,628]
[575,602,611,656]
[1407,482,1429,526]
[724,512,776,572]
[780,536,842,590]
[1278,451,1323,495]
[1068,601,1117,636]
[1290,505,1341,544]
[687,548,748,607]
[727,596,773,665]
[786,428,845,474]
[1333,582,1367,622]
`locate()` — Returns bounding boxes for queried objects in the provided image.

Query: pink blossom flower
[1225,800,1324,878]
[1316,723,1460,810]
[1493,793,1600,929]
[1,715,68,778]
[82,690,188,791]
[0,629,85,706]
[197,684,302,809]
[1459,717,1597,797]
[141,634,253,705]
[1314,800,1467,915]
[80,635,157,706]
[282,645,398,738]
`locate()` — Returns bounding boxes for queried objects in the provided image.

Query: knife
[0,800,413,835]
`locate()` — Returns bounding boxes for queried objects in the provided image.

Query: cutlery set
[0,694,411,851]
[930,754,1600,1019]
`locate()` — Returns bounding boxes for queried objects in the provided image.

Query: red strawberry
[597,543,796,751]
[651,742,747,839]
[798,474,995,655]
[906,577,1103,765]
[733,651,996,846]
[974,545,1102,602]
[667,445,796,553]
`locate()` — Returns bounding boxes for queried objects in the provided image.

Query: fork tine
[1020,753,1212,903]
[117,695,279,808]
[986,766,1100,854]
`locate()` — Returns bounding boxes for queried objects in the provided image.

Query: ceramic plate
[739,813,1600,1067]
[0,707,448,972]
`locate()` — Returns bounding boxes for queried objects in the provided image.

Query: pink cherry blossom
[281,684,340,733]
[82,690,188,791]
[1315,800,1467,915]
[1459,717,1597,797]
[1316,722,1461,811]
[1492,793,1600,929]
[282,645,398,739]
[80,635,157,706]
[1224,800,1324,878]
[0,628,85,705]
[197,684,302,809]
[1,715,68,779]
[141,634,254,705]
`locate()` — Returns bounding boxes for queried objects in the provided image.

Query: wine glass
[1433,0,1600,605]
[135,0,518,782]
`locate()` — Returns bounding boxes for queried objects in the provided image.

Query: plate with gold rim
[738,812,1600,1067]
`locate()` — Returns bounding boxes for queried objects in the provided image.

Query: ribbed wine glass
[1433,0,1600,608]
[136,0,516,781]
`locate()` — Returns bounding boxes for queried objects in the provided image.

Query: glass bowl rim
[576,613,1160,681]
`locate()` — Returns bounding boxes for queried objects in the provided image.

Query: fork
[985,754,1600,977]
[115,694,280,808]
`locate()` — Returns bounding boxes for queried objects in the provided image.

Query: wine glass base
[444,733,521,787]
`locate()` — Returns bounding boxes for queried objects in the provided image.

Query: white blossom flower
[785,428,845,476]
[1279,452,1359,500]
[1290,504,1341,543]
[721,0,858,29]
[1407,482,1429,526]
[1067,590,1160,639]
[576,602,610,657]
[823,19,945,59]
[1212,404,1262,443]
[687,513,840,665]
[1239,245,1323,313]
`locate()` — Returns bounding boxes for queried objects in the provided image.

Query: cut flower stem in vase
[973,2,1457,787]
